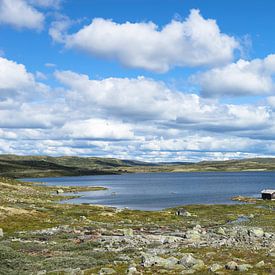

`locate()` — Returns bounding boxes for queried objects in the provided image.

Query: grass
[2,154,275,178]
[0,176,274,274]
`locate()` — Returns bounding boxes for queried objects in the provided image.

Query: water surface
[23,172,275,210]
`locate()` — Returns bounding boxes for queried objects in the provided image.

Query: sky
[1,0,275,162]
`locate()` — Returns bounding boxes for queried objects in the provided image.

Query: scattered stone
[126,265,138,275]
[248,228,264,238]
[175,208,191,217]
[255,260,265,268]
[123,228,134,237]
[225,261,238,270]
[209,263,222,272]
[141,253,165,267]
[217,227,226,235]
[185,229,201,240]
[237,264,253,272]
[180,254,203,268]
[162,256,180,269]
[264,232,272,238]
[180,270,196,274]
[141,254,182,269]
[99,267,116,274]
[56,189,64,194]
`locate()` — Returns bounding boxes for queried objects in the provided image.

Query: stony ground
[0,177,274,274]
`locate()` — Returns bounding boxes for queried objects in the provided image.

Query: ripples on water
[23,172,275,210]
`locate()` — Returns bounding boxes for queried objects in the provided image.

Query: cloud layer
[0,55,275,161]
[1,7,275,162]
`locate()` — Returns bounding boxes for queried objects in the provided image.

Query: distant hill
[0,154,275,178]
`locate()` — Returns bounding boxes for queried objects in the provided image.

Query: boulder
[255,260,265,268]
[264,232,272,238]
[141,253,165,267]
[141,254,180,269]
[225,261,238,270]
[209,263,222,272]
[185,230,200,240]
[217,227,226,236]
[175,208,192,217]
[248,228,264,238]
[180,254,203,269]
[126,266,138,275]
[56,189,64,194]
[162,257,180,269]
[237,264,253,272]
[0,228,3,238]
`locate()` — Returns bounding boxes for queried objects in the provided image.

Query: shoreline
[17,168,275,180]
[0,176,274,274]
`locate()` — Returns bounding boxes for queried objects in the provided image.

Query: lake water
[23,172,275,210]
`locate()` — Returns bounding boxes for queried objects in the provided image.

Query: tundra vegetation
[2,155,275,178]
[0,176,274,274]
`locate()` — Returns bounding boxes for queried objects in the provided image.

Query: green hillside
[1,154,275,178]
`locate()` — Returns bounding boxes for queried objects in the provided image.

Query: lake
[23,172,275,210]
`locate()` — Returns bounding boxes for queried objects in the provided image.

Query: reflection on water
[22,172,275,210]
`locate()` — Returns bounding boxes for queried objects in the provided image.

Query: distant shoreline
[1,154,275,178]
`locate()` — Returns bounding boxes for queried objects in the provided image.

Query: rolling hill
[0,154,275,178]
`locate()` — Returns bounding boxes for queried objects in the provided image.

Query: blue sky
[1,0,275,161]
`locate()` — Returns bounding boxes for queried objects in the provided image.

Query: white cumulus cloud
[50,9,239,72]
[196,54,275,97]
[0,0,44,30]
[62,118,134,140]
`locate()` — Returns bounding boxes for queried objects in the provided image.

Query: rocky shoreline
[0,177,274,274]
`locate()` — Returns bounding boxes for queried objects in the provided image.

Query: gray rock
[264,233,272,238]
[175,208,192,217]
[237,264,253,272]
[141,253,165,267]
[0,228,3,238]
[209,263,223,272]
[248,228,264,238]
[225,261,238,270]
[141,254,181,269]
[185,230,201,240]
[217,227,226,235]
[255,260,265,268]
[162,256,180,269]
[180,254,203,268]
[126,266,138,275]
[99,268,116,274]
[56,189,64,194]
[123,228,134,237]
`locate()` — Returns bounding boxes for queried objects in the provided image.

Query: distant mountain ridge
[0,154,275,178]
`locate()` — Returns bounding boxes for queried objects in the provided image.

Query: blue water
[22,172,275,210]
